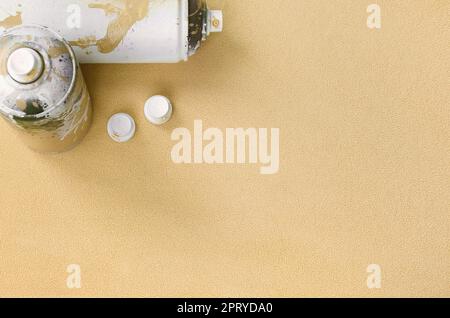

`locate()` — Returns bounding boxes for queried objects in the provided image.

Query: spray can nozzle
[7,47,44,84]
[207,10,223,35]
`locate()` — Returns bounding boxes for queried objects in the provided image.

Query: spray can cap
[107,113,136,143]
[144,95,173,125]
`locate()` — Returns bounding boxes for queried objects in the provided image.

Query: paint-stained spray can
[0,25,92,152]
[0,0,224,63]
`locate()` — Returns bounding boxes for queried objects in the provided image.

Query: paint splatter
[69,35,98,50]
[0,11,22,30]
[70,0,150,54]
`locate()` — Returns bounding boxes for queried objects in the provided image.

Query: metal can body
[0,25,92,153]
[0,0,223,63]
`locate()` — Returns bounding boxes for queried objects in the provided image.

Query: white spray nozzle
[208,10,223,34]
[7,47,44,84]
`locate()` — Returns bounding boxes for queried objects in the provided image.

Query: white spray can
[0,0,223,63]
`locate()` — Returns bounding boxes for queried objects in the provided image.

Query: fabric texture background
[0,0,449,297]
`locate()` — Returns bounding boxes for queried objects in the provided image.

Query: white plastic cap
[144,95,173,125]
[208,10,223,34]
[107,113,136,143]
[7,47,44,84]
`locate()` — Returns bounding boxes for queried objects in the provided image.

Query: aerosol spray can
[0,25,92,153]
[0,0,224,63]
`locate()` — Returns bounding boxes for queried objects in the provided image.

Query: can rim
[0,24,78,120]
